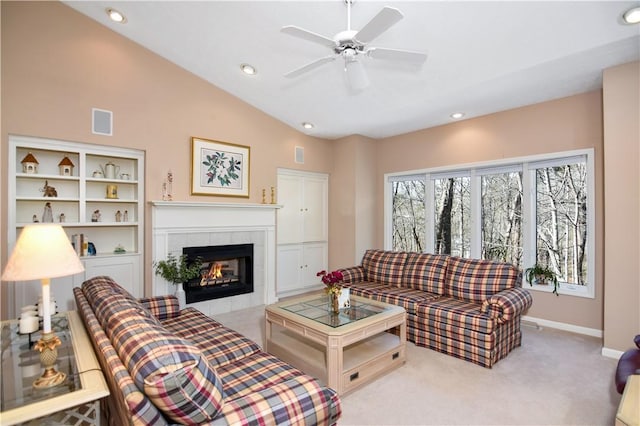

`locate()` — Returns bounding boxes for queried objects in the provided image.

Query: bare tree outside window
[392,179,425,252]
[536,163,588,285]
[434,177,470,257]
[481,172,523,266]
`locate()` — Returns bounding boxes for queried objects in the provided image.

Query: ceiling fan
[281,0,427,91]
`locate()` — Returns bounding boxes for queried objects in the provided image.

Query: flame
[207,263,223,279]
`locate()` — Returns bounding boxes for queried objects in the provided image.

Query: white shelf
[8,135,145,318]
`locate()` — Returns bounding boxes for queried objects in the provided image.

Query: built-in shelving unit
[7,135,145,316]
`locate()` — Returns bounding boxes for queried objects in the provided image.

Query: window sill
[526,282,594,299]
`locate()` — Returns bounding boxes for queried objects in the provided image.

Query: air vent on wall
[295,146,304,164]
[92,108,113,136]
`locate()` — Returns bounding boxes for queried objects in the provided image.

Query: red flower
[317,270,344,286]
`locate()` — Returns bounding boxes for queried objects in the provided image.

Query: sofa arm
[138,295,180,320]
[214,375,341,425]
[338,266,366,283]
[481,287,533,324]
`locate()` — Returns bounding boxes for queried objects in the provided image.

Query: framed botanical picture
[191,137,250,197]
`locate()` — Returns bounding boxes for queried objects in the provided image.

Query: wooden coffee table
[265,293,406,395]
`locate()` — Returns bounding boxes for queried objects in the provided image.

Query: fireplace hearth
[183,244,253,304]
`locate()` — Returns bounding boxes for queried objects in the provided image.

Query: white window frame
[384,148,595,299]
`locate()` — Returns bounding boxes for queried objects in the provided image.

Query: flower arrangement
[317,270,344,295]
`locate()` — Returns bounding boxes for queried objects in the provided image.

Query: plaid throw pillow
[107,312,224,424]
[402,252,449,294]
[361,250,408,286]
[445,256,520,303]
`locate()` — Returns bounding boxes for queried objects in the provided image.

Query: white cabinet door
[303,177,328,242]
[276,174,304,244]
[276,245,304,293]
[301,243,327,286]
[276,243,326,296]
[83,254,141,298]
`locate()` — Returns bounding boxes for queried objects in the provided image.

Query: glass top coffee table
[265,293,406,395]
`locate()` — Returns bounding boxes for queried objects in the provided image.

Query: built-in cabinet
[276,169,328,296]
[7,135,144,316]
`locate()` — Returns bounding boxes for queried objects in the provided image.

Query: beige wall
[0,1,335,317]
[603,61,640,352]
[374,92,605,331]
[2,2,635,344]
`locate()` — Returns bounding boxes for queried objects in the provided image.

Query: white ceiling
[64,1,640,140]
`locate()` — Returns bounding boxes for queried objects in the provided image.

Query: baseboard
[601,347,624,360]
[522,315,603,338]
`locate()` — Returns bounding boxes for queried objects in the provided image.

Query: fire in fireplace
[182,244,253,303]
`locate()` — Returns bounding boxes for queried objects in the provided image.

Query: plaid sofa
[74,276,341,425]
[339,250,533,368]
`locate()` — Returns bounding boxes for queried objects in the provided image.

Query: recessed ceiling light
[450,112,465,120]
[623,6,640,24]
[240,64,257,75]
[302,122,314,129]
[106,8,126,23]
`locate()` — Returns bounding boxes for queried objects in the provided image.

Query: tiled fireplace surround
[151,201,279,316]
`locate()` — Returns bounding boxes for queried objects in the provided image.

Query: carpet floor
[214,306,620,426]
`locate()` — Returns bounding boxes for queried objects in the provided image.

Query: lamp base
[33,331,65,389]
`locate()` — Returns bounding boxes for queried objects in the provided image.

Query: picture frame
[191,137,250,197]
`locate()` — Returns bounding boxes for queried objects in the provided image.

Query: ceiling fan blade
[284,55,336,79]
[344,59,369,91]
[368,47,428,64]
[353,7,403,45]
[281,25,336,48]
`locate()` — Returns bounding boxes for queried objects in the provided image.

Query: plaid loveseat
[339,250,533,368]
[74,276,341,425]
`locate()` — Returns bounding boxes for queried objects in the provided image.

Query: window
[433,175,470,257]
[390,176,425,252]
[481,169,523,265]
[534,160,588,286]
[385,150,594,298]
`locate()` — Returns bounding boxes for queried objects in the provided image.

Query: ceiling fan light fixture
[106,8,127,24]
[450,112,465,120]
[240,64,257,75]
[622,6,640,24]
[302,122,314,129]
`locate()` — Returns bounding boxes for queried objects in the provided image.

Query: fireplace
[182,244,254,304]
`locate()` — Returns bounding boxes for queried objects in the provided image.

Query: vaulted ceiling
[64,1,640,139]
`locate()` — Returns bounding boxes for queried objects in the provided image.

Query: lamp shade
[2,224,84,282]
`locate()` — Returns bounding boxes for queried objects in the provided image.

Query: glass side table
[1,311,109,426]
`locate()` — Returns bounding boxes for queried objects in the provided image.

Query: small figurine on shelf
[115,210,122,222]
[114,244,126,254]
[123,210,129,222]
[21,152,39,174]
[32,214,39,223]
[91,210,101,222]
[40,180,57,197]
[42,202,53,223]
[58,156,75,176]
[87,242,97,256]
[59,213,65,223]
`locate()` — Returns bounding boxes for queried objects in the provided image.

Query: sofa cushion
[445,256,520,303]
[215,351,302,400]
[361,249,408,286]
[107,310,225,424]
[402,252,449,295]
[415,296,495,334]
[360,286,439,315]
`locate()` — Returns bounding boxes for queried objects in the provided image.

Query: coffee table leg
[325,336,342,393]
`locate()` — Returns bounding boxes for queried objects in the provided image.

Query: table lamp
[1,224,84,388]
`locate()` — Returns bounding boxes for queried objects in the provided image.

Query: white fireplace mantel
[150,201,281,315]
